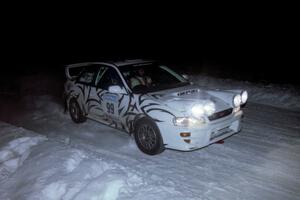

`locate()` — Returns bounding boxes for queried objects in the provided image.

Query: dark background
[1,5,298,93]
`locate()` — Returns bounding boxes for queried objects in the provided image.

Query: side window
[77,65,99,86]
[79,72,95,83]
[97,68,124,90]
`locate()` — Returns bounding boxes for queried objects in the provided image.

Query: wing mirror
[181,74,194,85]
[182,74,189,80]
[108,85,127,94]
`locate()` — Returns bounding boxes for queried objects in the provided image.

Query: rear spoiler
[65,62,92,80]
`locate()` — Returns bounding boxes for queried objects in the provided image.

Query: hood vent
[177,89,199,96]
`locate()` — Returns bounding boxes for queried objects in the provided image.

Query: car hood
[150,84,231,115]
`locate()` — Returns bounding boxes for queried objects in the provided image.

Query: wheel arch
[133,116,165,155]
[130,114,149,134]
[132,114,163,134]
[68,95,86,115]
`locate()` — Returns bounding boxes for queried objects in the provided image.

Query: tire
[69,98,86,123]
[134,118,165,155]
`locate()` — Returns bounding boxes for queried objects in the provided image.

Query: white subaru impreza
[64,59,248,155]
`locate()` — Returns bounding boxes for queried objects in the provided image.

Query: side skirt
[87,114,130,135]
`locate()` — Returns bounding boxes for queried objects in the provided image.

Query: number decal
[106,103,114,114]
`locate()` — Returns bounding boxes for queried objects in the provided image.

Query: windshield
[119,62,190,93]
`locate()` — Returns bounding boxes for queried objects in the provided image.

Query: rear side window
[68,66,85,79]
[79,72,95,83]
[77,65,100,86]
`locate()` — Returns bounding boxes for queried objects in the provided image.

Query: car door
[87,65,107,118]
[96,67,126,127]
[75,65,99,115]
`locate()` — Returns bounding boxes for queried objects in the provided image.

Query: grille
[208,108,233,121]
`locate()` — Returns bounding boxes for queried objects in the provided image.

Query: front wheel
[134,118,165,155]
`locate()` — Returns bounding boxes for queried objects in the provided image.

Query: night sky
[2,7,298,85]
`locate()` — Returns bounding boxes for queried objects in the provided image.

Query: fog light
[180,132,191,137]
[184,139,191,143]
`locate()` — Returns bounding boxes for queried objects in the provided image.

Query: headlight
[233,94,242,107]
[203,102,216,116]
[173,117,205,127]
[191,104,205,118]
[191,102,216,118]
[241,90,248,104]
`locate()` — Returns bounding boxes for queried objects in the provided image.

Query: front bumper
[157,110,243,151]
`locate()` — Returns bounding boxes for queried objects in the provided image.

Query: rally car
[64,59,248,155]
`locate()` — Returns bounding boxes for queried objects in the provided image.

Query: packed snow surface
[0,75,300,199]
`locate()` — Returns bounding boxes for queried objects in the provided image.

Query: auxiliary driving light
[241,90,248,104]
[233,94,242,107]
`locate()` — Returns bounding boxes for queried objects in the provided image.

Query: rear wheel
[69,99,86,123]
[134,118,165,155]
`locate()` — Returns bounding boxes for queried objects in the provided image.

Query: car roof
[112,59,155,67]
[66,59,155,68]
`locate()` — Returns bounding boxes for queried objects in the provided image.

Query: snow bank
[0,123,47,181]
[0,122,128,200]
[19,73,63,96]
[0,121,185,200]
[190,74,300,110]
[22,95,66,118]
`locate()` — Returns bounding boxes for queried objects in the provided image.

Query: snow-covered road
[0,94,299,200]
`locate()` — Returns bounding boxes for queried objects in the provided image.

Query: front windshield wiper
[150,81,190,92]
[132,81,191,94]
[166,81,190,89]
